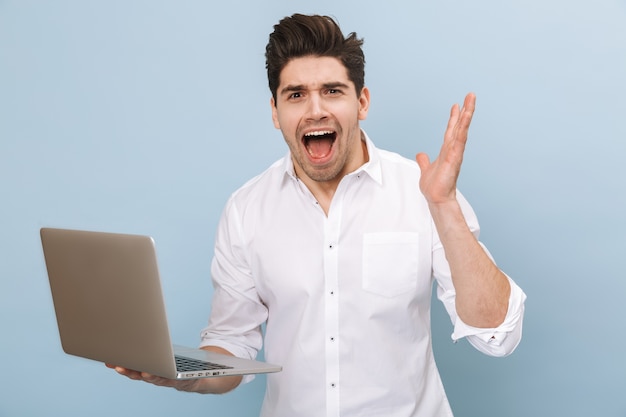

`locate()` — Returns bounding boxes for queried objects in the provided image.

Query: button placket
[323,185,344,417]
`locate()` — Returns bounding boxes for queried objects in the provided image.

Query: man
[113,13,526,416]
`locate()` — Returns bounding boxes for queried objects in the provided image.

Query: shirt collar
[358,130,383,185]
[280,129,383,186]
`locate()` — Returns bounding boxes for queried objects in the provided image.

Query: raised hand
[415,93,476,205]
[415,92,510,328]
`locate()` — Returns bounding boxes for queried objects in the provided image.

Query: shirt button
[330,383,336,388]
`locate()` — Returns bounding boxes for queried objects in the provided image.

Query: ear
[358,87,370,121]
[270,97,281,129]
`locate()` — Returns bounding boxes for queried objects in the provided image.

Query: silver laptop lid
[41,228,179,378]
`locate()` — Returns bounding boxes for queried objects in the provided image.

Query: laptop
[40,227,281,380]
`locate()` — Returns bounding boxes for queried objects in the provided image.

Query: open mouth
[302,130,337,159]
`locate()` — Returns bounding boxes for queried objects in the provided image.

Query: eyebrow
[279,81,351,97]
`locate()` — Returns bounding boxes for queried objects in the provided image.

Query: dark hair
[265,14,365,102]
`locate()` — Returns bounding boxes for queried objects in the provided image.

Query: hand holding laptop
[106,345,242,394]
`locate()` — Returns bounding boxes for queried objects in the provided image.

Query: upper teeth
[305,131,333,137]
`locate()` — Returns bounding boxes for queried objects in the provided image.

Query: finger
[119,368,142,380]
[141,373,182,389]
[109,365,143,380]
[447,93,476,156]
[462,92,476,112]
[456,93,476,134]
[141,372,166,384]
[443,103,460,144]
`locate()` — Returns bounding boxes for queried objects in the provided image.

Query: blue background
[2,1,625,416]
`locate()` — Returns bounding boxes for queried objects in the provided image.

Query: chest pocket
[362,232,420,298]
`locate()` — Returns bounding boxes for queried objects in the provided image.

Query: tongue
[306,138,333,158]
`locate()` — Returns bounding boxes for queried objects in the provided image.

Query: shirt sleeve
[199,197,268,377]
[439,274,526,357]
[433,192,527,357]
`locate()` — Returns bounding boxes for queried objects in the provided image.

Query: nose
[305,93,328,121]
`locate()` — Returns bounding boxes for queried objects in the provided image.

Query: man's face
[271,56,370,185]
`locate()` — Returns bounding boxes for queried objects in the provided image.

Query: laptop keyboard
[175,355,234,372]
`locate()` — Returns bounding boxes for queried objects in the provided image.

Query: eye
[288,92,303,100]
[325,88,344,97]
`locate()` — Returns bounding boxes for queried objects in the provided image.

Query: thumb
[415,152,430,171]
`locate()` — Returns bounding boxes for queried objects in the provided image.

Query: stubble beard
[291,126,355,184]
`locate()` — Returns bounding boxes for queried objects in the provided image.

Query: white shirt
[200,132,526,417]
